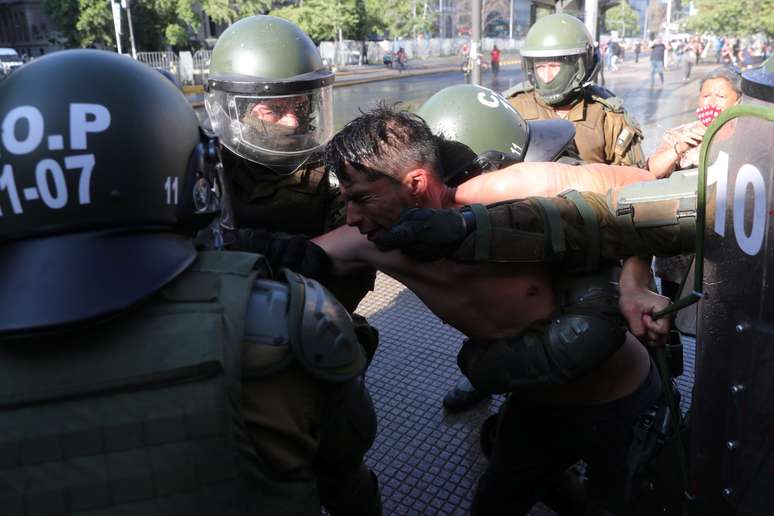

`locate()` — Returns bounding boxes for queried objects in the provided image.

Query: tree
[272,0,360,42]
[378,0,436,39]
[41,0,80,47]
[604,1,640,38]
[646,0,666,37]
[686,0,774,37]
[75,0,115,48]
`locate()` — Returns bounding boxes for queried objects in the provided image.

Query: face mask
[696,104,723,126]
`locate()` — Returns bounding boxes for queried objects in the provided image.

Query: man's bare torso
[314,224,649,405]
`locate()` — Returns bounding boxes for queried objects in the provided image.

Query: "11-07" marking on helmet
[0,103,109,216]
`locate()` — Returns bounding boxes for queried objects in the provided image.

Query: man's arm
[454,161,655,206]
[619,256,672,346]
[374,169,698,266]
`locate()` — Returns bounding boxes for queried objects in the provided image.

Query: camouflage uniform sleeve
[451,190,690,266]
[602,109,646,167]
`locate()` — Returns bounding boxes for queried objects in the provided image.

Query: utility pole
[509,0,513,40]
[471,0,481,84]
[439,0,443,38]
[110,0,123,55]
[585,0,598,42]
[124,0,137,59]
[665,0,672,67]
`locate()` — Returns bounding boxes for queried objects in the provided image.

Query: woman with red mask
[648,67,742,301]
[647,67,742,179]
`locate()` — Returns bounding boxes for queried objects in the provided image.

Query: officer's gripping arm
[457,265,629,393]
[226,228,334,281]
[377,172,697,268]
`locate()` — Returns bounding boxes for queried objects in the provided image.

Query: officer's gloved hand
[193,224,238,250]
[231,229,332,280]
[371,207,469,261]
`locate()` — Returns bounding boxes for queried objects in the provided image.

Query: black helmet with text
[0,50,222,335]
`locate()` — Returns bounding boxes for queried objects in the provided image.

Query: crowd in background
[598,34,770,78]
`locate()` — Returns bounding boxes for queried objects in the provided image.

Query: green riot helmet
[0,49,223,335]
[417,84,575,184]
[206,15,334,175]
[520,13,600,106]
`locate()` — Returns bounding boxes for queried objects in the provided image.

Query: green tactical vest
[0,251,319,515]
[224,150,336,236]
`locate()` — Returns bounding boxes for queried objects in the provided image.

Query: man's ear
[403,168,430,198]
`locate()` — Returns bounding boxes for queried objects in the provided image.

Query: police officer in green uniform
[503,13,646,168]
[204,15,373,312]
[0,49,380,516]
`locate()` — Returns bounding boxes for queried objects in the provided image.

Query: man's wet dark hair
[324,104,443,183]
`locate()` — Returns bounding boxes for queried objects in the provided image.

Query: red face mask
[696,105,723,126]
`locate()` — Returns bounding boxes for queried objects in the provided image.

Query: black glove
[371,207,469,261]
[232,229,332,280]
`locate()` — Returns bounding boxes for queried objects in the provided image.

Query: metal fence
[136,50,211,86]
[136,38,522,84]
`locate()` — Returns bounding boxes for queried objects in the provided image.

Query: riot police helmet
[417,84,575,183]
[741,56,774,103]
[0,49,222,335]
[206,15,334,175]
[520,14,600,106]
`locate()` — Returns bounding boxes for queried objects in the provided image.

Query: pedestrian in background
[650,37,666,87]
[491,45,501,75]
[683,39,698,81]
[634,40,641,63]
[715,36,725,64]
[396,47,407,72]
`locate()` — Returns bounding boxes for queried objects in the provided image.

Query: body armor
[224,150,341,235]
[504,83,645,167]
[0,251,367,515]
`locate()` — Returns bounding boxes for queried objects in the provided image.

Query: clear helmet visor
[206,86,333,173]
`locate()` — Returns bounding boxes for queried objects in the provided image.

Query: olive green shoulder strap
[501,81,534,99]
[559,190,600,272]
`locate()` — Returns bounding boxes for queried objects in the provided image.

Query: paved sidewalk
[333,53,520,86]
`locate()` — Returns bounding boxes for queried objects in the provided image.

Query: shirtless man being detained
[313,107,666,515]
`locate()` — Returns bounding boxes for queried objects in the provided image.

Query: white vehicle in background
[0,48,23,79]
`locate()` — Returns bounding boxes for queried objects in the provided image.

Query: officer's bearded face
[340,163,415,242]
[535,62,563,84]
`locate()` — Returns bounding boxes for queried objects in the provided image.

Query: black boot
[442,376,490,412]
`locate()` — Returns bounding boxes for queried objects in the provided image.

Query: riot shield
[689,75,774,515]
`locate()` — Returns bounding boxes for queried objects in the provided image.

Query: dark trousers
[471,364,661,515]
[316,376,382,516]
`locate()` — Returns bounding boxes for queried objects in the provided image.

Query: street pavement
[340,55,709,515]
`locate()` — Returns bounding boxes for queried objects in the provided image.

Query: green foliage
[604,1,640,38]
[165,23,190,47]
[41,0,80,47]
[75,0,115,48]
[686,0,774,37]
[271,0,435,41]
[272,0,360,42]
[40,0,446,50]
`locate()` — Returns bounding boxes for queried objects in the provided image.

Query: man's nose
[346,203,362,227]
[537,67,554,83]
